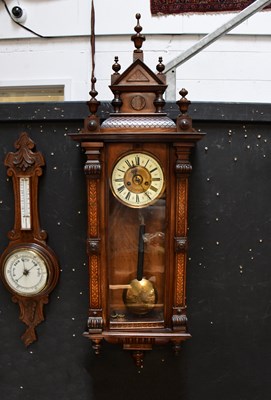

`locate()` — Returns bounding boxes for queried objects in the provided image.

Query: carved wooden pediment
[111,59,166,89]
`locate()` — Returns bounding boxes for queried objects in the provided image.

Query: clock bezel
[2,247,49,297]
[110,150,166,209]
[0,243,58,298]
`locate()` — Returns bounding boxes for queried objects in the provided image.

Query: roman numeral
[114,178,124,182]
[135,155,140,165]
[152,177,161,182]
[150,185,158,192]
[117,185,125,193]
[125,159,134,168]
[150,167,158,173]
[125,192,131,201]
[136,194,140,203]
[144,159,150,168]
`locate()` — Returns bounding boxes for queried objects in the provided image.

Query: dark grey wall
[0,102,271,400]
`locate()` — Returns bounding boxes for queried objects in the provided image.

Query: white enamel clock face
[3,249,48,296]
[111,152,165,208]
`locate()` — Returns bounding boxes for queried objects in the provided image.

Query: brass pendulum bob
[123,217,157,315]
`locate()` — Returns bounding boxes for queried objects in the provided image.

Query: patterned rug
[150,0,271,15]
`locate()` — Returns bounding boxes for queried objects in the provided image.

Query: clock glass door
[107,144,167,329]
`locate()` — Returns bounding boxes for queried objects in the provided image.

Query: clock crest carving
[131,95,146,111]
[0,132,60,346]
[70,14,205,367]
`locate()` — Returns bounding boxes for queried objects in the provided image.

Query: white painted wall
[0,0,271,102]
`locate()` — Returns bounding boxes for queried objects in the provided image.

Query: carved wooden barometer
[70,14,204,366]
[0,132,59,346]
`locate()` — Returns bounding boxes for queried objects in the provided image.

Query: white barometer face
[3,249,48,296]
[111,152,165,208]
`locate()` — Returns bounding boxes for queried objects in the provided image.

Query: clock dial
[111,152,165,208]
[3,249,48,296]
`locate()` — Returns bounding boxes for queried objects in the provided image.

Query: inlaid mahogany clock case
[70,14,204,365]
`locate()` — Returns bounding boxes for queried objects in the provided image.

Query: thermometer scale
[19,177,31,230]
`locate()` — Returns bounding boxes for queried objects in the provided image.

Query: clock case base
[84,331,191,368]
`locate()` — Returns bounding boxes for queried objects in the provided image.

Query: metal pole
[165,0,271,99]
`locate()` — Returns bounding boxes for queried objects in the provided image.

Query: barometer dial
[3,248,48,296]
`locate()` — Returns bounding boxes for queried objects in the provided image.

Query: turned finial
[84,76,100,132]
[87,77,100,115]
[176,88,191,115]
[176,88,194,132]
[156,57,165,74]
[131,13,145,61]
[112,56,121,75]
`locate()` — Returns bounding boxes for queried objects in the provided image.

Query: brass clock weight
[0,132,59,346]
[70,14,205,366]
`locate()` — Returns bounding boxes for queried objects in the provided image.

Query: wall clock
[70,14,205,367]
[0,132,59,347]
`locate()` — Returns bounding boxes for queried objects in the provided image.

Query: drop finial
[87,77,100,116]
[83,76,100,133]
[131,13,145,61]
[177,88,190,115]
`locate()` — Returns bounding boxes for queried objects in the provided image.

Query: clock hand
[14,259,29,281]
[131,169,150,194]
[15,273,26,282]
[27,264,37,273]
[16,261,37,282]
[15,268,31,282]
